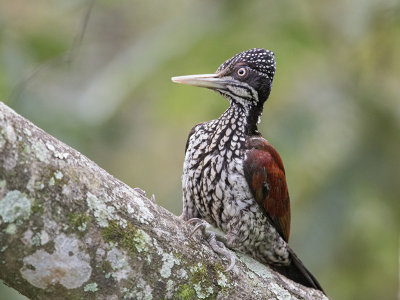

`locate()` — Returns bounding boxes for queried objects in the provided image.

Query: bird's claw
[185,218,236,272]
[206,231,236,272]
[186,218,207,239]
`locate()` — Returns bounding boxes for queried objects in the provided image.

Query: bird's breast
[182,122,255,230]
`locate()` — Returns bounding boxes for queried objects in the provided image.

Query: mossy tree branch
[0,102,327,300]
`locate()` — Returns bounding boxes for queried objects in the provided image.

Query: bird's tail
[271,246,325,294]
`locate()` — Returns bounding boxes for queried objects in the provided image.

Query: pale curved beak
[171,73,227,90]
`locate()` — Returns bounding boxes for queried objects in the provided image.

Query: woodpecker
[172,48,324,292]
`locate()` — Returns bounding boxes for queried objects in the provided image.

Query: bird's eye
[237,67,247,77]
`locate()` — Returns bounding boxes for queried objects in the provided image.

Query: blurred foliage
[1,0,399,299]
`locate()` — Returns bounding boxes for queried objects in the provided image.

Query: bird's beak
[171,73,227,90]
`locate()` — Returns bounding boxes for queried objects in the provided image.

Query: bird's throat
[220,103,263,137]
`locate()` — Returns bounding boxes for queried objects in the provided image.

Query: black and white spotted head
[217,48,276,81]
[172,48,276,109]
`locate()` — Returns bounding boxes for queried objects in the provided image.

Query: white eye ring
[237,67,246,77]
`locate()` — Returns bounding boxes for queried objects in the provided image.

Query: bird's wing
[244,137,291,242]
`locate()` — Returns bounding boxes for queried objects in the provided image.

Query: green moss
[101,220,146,256]
[213,262,225,273]
[68,213,91,237]
[190,263,209,283]
[31,200,44,215]
[176,283,197,300]
[102,259,112,271]
[173,260,232,300]
[0,180,6,189]
[173,262,221,299]
[214,262,232,295]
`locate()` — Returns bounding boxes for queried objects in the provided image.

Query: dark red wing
[244,137,291,242]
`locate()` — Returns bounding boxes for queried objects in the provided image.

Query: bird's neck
[219,102,263,136]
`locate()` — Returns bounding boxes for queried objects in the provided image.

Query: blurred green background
[1,0,399,299]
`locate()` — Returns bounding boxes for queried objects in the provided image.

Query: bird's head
[172,48,276,109]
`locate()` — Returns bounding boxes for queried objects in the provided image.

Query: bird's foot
[186,218,236,272]
[206,231,236,272]
[186,218,207,238]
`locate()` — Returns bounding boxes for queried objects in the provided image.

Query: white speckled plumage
[182,103,289,265]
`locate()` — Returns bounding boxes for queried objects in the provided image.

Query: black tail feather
[271,246,325,294]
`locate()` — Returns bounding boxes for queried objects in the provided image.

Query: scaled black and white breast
[182,104,289,265]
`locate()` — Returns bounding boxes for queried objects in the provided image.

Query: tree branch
[0,102,327,299]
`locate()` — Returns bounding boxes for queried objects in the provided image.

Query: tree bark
[0,102,327,300]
